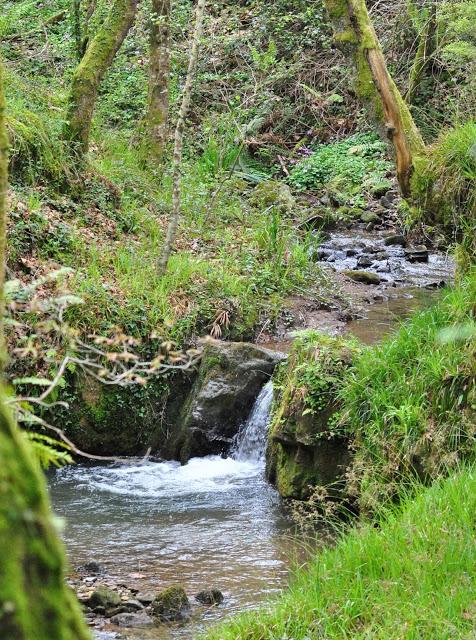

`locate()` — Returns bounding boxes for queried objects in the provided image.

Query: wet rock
[357,255,373,269]
[107,600,144,616]
[77,561,105,575]
[110,612,154,628]
[151,586,190,622]
[93,606,106,616]
[136,592,155,606]
[87,587,121,609]
[267,335,358,500]
[195,589,224,606]
[343,270,381,285]
[405,245,429,263]
[168,340,285,462]
[360,211,380,224]
[384,234,406,247]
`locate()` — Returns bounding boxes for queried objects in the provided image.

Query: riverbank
[205,466,476,640]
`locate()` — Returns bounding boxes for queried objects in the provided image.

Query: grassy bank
[206,467,476,640]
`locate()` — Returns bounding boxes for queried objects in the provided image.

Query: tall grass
[205,467,476,640]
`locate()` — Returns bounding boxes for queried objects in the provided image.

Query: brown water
[347,287,441,345]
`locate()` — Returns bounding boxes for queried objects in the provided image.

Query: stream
[49,230,455,640]
[50,383,304,639]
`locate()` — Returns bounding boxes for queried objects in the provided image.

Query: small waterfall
[232,381,274,463]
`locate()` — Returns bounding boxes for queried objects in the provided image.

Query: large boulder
[267,332,360,500]
[168,340,284,462]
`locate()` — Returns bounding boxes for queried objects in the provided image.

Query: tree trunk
[64,0,138,154]
[0,56,91,640]
[323,0,425,196]
[143,0,171,163]
[158,0,207,274]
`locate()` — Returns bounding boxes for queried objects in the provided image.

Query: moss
[0,387,91,639]
[49,372,172,456]
[267,332,360,500]
[151,586,189,622]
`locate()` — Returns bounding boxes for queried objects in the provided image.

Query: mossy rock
[168,340,284,462]
[87,587,121,609]
[250,180,296,214]
[151,586,190,622]
[50,370,191,457]
[343,270,381,285]
[267,332,360,500]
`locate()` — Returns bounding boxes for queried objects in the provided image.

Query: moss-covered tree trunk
[323,0,425,196]
[64,0,138,154]
[143,0,171,163]
[0,58,91,640]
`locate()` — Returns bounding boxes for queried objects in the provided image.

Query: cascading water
[49,380,293,639]
[232,380,274,463]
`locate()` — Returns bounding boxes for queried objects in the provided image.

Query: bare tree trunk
[0,56,91,640]
[143,0,171,163]
[64,0,138,154]
[158,0,206,274]
[323,0,425,196]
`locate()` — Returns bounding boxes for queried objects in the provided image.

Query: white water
[56,380,274,500]
[233,380,274,462]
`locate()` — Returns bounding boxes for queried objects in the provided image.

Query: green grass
[411,121,476,269]
[205,467,476,640]
[338,271,476,512]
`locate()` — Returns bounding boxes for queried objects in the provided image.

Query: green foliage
[25,432,73,469]
[205,467,476,640]
[411,121,476,268]
[288,133,392,207]
[285,331,361,417]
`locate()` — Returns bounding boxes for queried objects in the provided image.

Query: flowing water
[50,382,304,639]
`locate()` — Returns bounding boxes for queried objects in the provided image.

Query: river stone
[405,245,429,263]
[357,255,373,269]
[110,612,154,628]
[343,270,381,285]
[360,211,380,224]
[384,234,406,247]
[87,586,121,609]
[151,586,190,622]
[168,340,285,462]
[77,560,105,575]
[195,589,224,605]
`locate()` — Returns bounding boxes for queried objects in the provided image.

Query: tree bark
[158,0,207,274]
[0,56,91,640]
[143,0,171,163]
[323,0,425,196]
[64,0,138,154]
